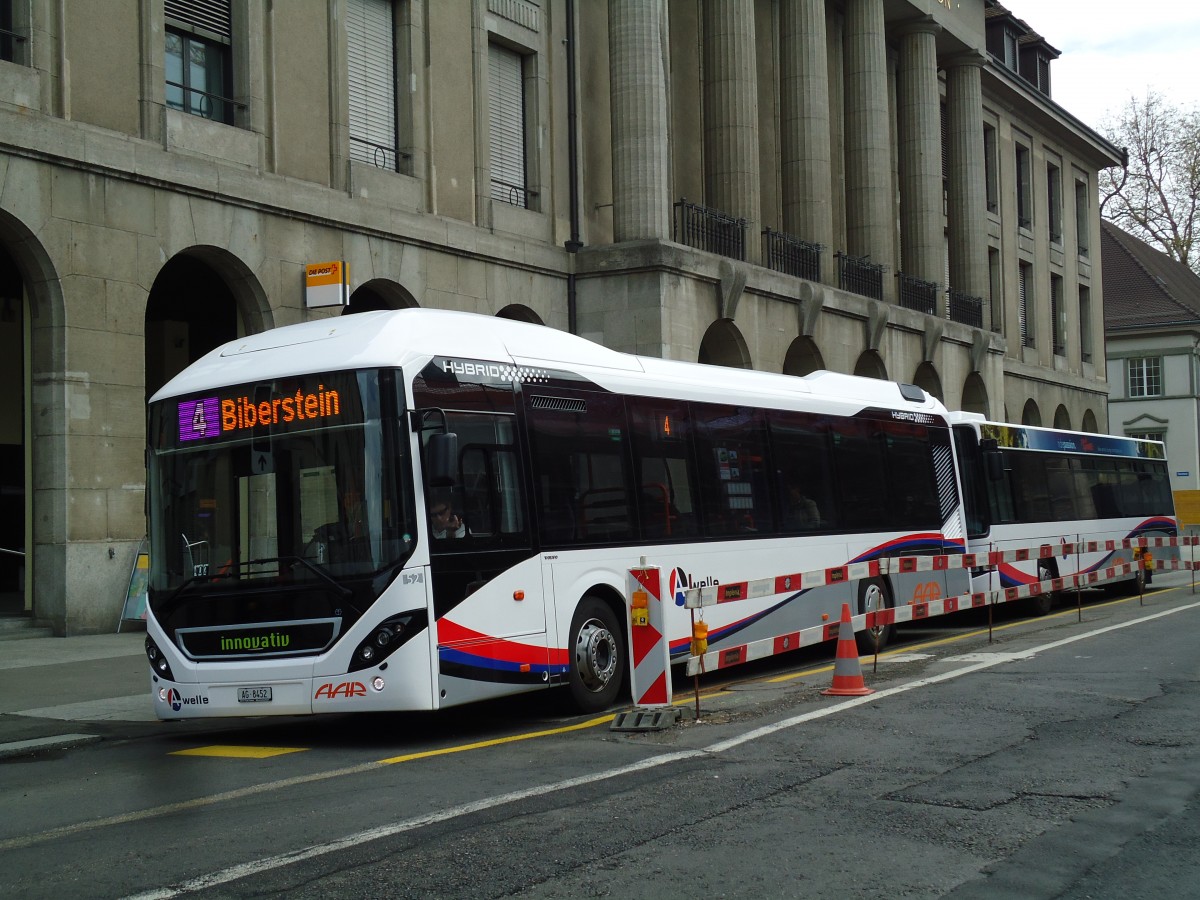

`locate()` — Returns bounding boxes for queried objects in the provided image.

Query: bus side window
[691,403,772,536]
[768,410,835,533]
[525,391,632,545]
[628,398,698,540]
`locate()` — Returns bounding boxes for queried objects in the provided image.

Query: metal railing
[947,289,984,328]
[673,199,746,261]
[836,253,885,300]
[490,177,535,209]
[350,137,411,173]
[165,81,244,126]
[762,228,821,281]
[896,272,938,316]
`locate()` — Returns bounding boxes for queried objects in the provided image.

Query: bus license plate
[238,686,272,703]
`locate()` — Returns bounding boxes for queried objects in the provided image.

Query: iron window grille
[836,253,885,301]
[673,199,746,261]
[947,289,984,328]
[897,273,938,316]
[762,228,821,281]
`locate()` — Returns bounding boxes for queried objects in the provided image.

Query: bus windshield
[147,369,414,599]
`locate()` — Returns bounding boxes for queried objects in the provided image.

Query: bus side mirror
[426,433,459,487]
[984,449,1004,482]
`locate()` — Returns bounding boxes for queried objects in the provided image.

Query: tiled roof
[1102,220,1200,331]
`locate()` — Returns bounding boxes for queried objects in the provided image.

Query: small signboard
[118,538,150,630]
[305,260,349,309]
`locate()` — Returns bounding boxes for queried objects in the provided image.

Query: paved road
[2,576,1198,899]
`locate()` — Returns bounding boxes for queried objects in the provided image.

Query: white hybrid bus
[145,309,979,718]
[949,413,1176,612]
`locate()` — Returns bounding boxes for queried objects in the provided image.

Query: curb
[0,733,102,760]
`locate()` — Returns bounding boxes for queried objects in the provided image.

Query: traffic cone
[822,603,875,697]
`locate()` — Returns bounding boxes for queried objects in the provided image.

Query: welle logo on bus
[176,376,351,443]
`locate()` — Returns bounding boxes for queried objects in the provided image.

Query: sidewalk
[0,629,152,758]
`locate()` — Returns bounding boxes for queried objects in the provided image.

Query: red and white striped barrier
[684,561,1151,677]
[625,566,672,708]
[681,533,1199,677]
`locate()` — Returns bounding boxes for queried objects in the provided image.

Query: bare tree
[1100,92,1200,274]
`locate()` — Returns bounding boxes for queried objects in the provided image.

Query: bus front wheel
[855,579,894,655]
[567,597,625,713]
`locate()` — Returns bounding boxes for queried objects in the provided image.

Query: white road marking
[124,598,1200,899]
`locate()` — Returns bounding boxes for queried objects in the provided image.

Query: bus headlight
[372,676,385,692]
[349,614,414,672]
[145,636,175,681]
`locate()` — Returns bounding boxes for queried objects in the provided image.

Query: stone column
[780,0,833,282]
[843,0,893,294]
[703,0,761,261]
[609,0,672,242]
[896,18,943,305]
[945,53,989,320]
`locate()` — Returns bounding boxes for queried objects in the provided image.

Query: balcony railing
[896,273,938,316]
[762,228,821,282]
[947,289,984,328]
[350,136,412,173]
[836,253,885,301]
[673,199,746,261]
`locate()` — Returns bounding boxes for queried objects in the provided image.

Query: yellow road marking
[170,745,307,759]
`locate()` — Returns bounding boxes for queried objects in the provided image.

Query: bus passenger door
[427,413,548,702]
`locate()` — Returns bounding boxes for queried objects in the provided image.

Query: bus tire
[1030,561,1057,616]
[567,597,625,713]
[855,578,894,655]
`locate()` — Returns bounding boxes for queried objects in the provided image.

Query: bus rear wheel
[567,597,624,713]
[1030,561,1057,616]
[855,579,894,655]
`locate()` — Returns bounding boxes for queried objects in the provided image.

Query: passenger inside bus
[429,491,467,539]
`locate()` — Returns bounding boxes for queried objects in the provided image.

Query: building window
[165,0,234,125]
[988,247,1002,335]
[347,0,400,172]
[983,124,998,214]
[1016,143,1032,230]
[488,41,532,209]
[1036,55,1051,95]
[1,0,22,64]
[1047,162,1062,244]
[1018,261,1033,348]
[1079,285,1093,362]
[1050,274,1064,355]
[1075,178,1090,257]
[1127,431,1164,443]
[1002,29,1018,72]
[1127,357,1163,398]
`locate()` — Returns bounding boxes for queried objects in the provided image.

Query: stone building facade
[0,0,1120,633]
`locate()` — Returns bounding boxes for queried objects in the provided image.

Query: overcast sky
[1007,2,1200,133]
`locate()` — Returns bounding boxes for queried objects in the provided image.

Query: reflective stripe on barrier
[683,561,1151,677]
[626,566,672,708]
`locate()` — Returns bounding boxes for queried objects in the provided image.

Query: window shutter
[346,0,397,170]
[1018,264,1029,347]
[488,43,527,208]
[165,0,231,38]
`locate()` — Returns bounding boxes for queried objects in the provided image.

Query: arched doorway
[782,336,824,376]
[1021,399,1042,427]
[912,362,943,402]
[961,372,989,416]
[1054,404,1071,430]
[145,249,268,400]
[853,350,887,380]
[1081,409,1099,433]
[0,244,26,615]
[698,320,751,369]
[496,304,544,325]
[343,278,417,314]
